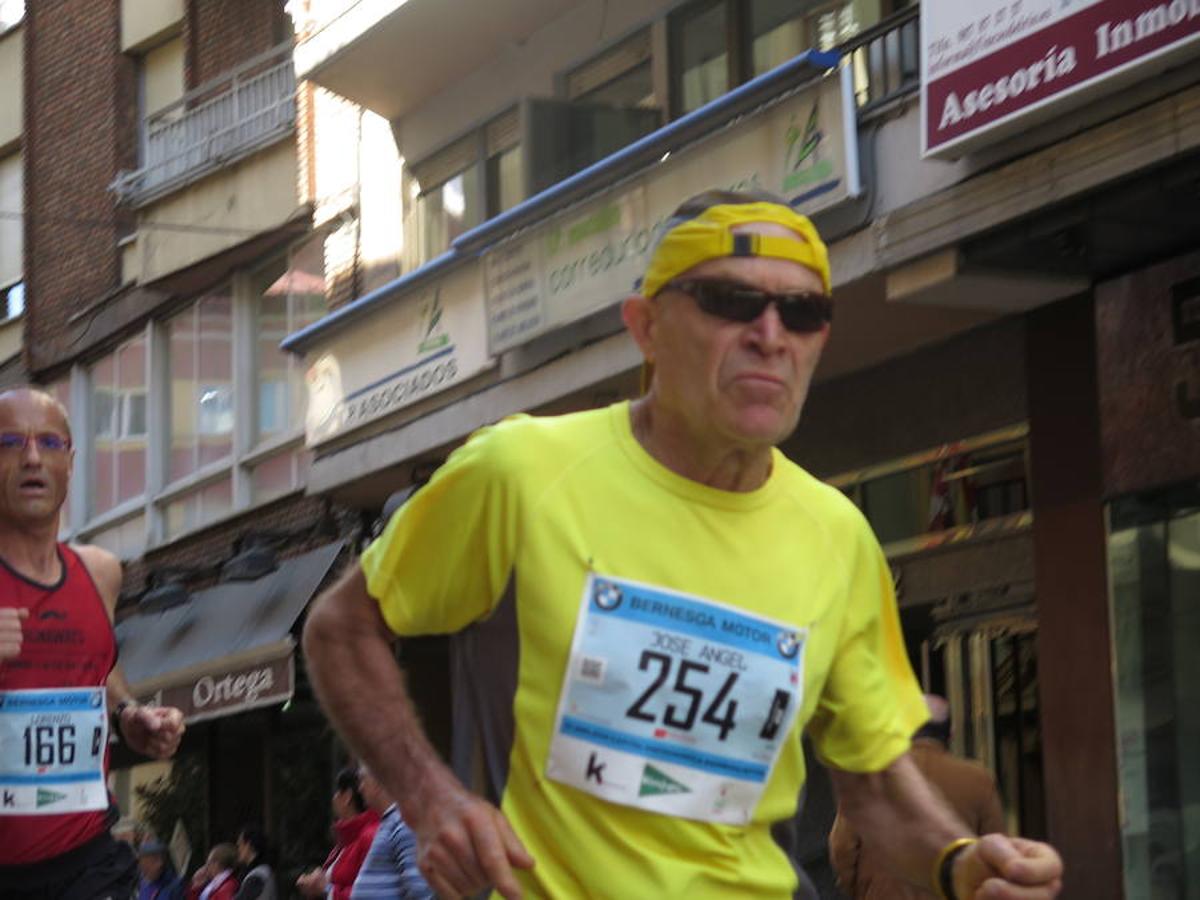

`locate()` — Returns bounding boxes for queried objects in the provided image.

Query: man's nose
[20,435,42,465]
[744,302,787,352]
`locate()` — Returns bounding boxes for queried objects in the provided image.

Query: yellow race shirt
[361,402,926,898]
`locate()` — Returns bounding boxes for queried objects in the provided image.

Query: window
[168,290,234,481]
[94,390,115,439]
[89,513,146,561]
[122,392,148,437]
[197,385,234,435]
[258,380,288,436]
[90,334,149,517]
[251,242,326,443]
[486,144,523,218]
[93,389,147,439]
[164,476,232,541]
[71,241,322,550]
[482,110,523,219]
[251,448,311,506]
[422,171,478,259]
[567,30,657,110]
[674,0,730,115]
[1108,484,1200,899]
[670,0,863,116]
[1,282,23,320]
[249,245,324,503]
[751,0,809,75]
[412,108,527,262]
[0,0,23,31]
[527,30,662,195]
[0,152,23,295]
[413,134,485,262]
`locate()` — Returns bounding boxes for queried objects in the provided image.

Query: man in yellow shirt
[303,190,1063,899]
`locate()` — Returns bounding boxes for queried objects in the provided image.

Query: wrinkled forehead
[0,391,70,435]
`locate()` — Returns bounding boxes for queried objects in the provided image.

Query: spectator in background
[137,840,185,900]
[829,695,1008,900]
[234,824,277,900]
[351,763,433,899]
[296,766,380,899]
[188,843,239,900]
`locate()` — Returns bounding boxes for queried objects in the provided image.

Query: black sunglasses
[664,279,832,333]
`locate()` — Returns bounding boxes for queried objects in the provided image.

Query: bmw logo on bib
[776,631,800,660]
[593,580,623,611]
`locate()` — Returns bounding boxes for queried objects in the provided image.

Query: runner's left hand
[119,704,185,758]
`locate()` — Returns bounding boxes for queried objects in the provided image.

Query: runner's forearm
[105,666,136,708]
[302,565,456,824]
[830,753,972,892]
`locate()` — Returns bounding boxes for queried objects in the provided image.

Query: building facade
[13,0,406,876]
[286,1,1200,897]
[0,2,25,386]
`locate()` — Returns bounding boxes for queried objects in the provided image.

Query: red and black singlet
[0,543,117,864]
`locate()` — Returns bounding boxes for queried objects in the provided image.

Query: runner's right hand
[409,771,535,900]
[0,607,28,661]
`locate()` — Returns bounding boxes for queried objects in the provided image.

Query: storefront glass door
[1109,483,1200,900]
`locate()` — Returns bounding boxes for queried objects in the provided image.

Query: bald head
[0,387,71,441]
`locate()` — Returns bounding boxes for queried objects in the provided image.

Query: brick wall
[24,0,135,374]
[118,492,361,607]
[184,0,290,88]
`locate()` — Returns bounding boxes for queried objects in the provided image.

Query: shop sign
[922,0,1200,157]
[138,654,294,724]
[484,67,860,354]
[304,261,493,445]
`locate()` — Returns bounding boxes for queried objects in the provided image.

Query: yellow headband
[640,201,831,298]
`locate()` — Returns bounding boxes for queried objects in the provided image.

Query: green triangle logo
[37,788,67,808]
[639,764,690,797]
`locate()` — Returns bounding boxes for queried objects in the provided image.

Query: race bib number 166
[0,688,109,816]
[546,574,805,825]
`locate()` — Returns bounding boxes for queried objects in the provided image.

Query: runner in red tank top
[0,387,186,900]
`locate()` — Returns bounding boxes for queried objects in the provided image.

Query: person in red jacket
[297,766,380,899]
[188,843,239,900]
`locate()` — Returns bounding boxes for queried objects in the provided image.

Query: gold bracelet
[932,837,978,900]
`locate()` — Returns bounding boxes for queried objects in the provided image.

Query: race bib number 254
[546,575,805,825]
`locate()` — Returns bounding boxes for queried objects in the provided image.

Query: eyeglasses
[0,432,72,453]
[664,279,833,333]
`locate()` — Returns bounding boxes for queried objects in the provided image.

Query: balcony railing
[113,42,297,207]
[843,5,920,114]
